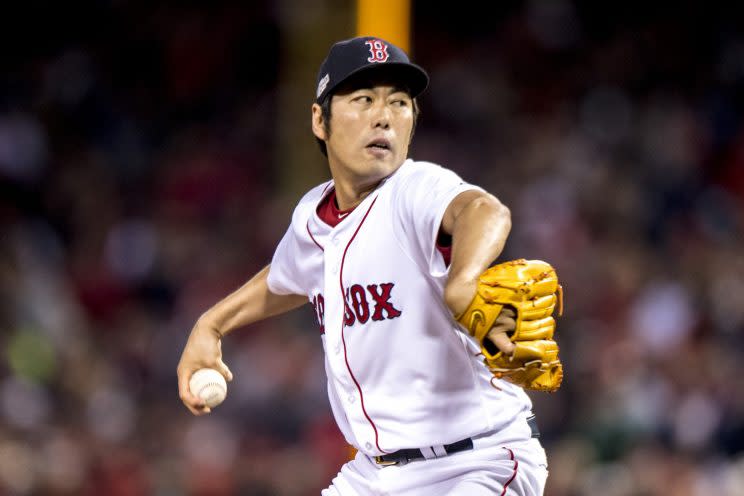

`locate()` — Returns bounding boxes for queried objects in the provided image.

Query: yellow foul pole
[356,0,411,53]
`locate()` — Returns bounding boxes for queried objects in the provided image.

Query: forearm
[449,196,511,281]
[198,265,308,336]
[178,264,305,414]
[444,194,511,315]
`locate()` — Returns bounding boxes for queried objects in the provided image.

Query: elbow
[495,200,511,234]
[495,198,511,227]
[497,200,511,232]
[472,194,511,230]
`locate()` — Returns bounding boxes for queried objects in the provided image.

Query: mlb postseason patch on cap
[315,36,429,103]
[317,73,330,99]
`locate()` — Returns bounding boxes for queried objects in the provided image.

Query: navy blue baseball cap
[315,36,429,104]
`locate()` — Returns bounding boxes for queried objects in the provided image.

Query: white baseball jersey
[267,159,534,456]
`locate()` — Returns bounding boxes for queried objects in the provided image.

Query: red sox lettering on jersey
[267,159,534,456]
[312,283,402,332]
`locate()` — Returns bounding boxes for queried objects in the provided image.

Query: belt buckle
[374,456,399,466]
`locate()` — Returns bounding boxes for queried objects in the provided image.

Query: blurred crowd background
[2,1,744,495]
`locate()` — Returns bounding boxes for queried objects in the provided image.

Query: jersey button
[348,394,355,403]
[332,238,340,246]
[365,442,372,450]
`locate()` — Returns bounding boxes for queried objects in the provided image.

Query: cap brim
[318,62,429,103]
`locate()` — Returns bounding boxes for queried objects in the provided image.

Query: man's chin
[365,146,392,161]
[352,160,401,183]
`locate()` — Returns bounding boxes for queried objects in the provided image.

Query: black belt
[374,415,540,466]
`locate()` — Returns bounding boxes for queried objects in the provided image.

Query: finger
[178,367,206,409]
[486,329,516,355]
[498,307,516,319]
[494,313,515,329]
[186,403,212,416]
[180,385,210,416]
[216,359,233,382]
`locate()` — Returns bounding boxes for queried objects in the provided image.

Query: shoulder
[290,180,333,224]
[386,159,468,194]
[394,159,455,181]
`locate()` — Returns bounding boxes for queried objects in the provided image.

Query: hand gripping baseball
[177,321,233,415]
[456,259,563,392]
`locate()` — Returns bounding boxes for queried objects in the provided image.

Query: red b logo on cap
[365,40,389,63]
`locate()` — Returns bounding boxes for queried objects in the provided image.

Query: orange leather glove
[456,259,564,392]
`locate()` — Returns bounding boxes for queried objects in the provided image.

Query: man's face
[313,81,414,184]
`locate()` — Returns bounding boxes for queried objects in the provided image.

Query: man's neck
[328,158,408,210]
[332,178,382,210]
[328,162,390,210]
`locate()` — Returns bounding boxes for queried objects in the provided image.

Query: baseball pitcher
[177,36,563,495]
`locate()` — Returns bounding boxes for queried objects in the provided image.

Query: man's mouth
[366,139,391,151]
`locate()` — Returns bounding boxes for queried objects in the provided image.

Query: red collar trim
[317,189,356,227]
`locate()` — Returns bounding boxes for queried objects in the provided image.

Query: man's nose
[372,102,391,129]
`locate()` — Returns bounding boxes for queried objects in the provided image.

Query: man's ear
[311,103,327,140]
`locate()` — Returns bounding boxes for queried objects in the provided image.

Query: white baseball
[189,368,227,408]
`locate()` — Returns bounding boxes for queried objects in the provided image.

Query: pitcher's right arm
[177,265,307,415]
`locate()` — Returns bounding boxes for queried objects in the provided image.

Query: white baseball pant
[322,437,548,496]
